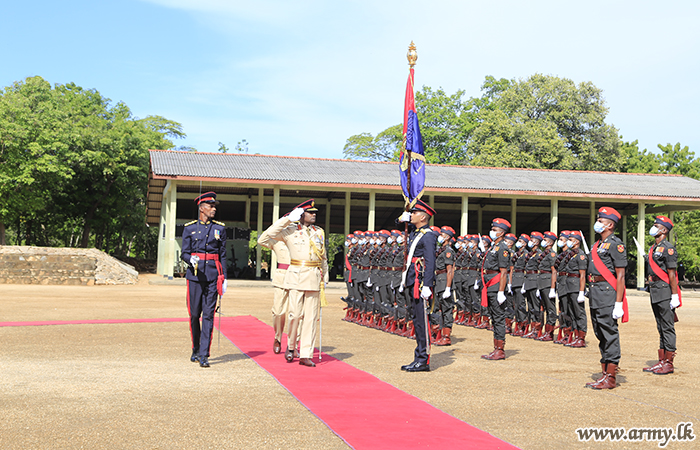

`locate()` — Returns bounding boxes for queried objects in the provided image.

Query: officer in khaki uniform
[258,224,292,355]
[260,199,328,367]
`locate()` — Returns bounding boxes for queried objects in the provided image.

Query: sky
[2,0,699,159]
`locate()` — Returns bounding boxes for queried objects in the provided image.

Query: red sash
[590,241,628,322]
[345,254,352,282]
[480,251,501,307]
[648,246,682,307]
[193,253,224,295]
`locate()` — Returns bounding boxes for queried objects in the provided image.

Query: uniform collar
[199,220,210,225]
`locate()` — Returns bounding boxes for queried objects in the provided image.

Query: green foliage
[0,76,183,257]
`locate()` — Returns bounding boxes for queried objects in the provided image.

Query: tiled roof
[149,150,700,201]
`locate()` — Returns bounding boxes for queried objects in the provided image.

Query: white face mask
[369,238,375,245]
[468,242,475,248]
[437,236,445,244]
[593,221,606,234]
[397,236,404,244]
[515,241,524,249]
[528,241,535,248]
[489,230,499,240]
[557,240,565,248]
[540,240,548,248]
[387,237,394,244]
[351,238,357,244]
[344,241,350,247]
[649,226,660,237]
[566,239,575,248]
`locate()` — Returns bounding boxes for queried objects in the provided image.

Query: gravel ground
[1,275,699,449]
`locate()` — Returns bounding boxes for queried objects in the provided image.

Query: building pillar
[245,195,251,227]
[622,215,628,247]
[550,199,558,234]
[669,211,675,244]
[325,198,332,245]
[156,180,171,276]
[477,206,483,235]
[165,181,177,279]
[368,191,376,231]
[589,201,596,245]
[256,188,264,279]
[428,195,435,226]
[637,203,646,289]
[344,192,351,257]
[461,195,469,236]
[270,186,280,278]
[511,198,517,236]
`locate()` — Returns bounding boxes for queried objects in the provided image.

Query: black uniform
[511,247,528,323]
[647,238,678,352]
[588,235,627,365]
[181,219,227,360]
[403,225,437,365]
[565,248,588,333]
[538,247,558,327]
[523,246,543,324]
[482,240,511,340]
[431,244,455,328]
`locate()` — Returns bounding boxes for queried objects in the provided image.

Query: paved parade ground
[2,275,699,449]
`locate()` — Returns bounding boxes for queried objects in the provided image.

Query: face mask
[528,241,535,248]
[566,240,575,248]
[593,221,606,234]
[468,242,475,248]
[540,240,548,248]
[489,230,498,240]
[515,241,524,249]
[369,239,375,245]
[557,240,565,248]
[351,238,357,244]
[397,237,404,244]
[387,237,394,244]
[344,241,350,247]
[649,226,659,237]
[437,236,445,244]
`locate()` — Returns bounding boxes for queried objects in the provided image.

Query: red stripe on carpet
[218,315,518,450]
[0,318,189,327]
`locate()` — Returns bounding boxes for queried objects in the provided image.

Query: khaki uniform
[257,231,292,343]
[262,216,328,359]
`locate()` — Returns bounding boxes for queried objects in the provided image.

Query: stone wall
[0,246,138,285]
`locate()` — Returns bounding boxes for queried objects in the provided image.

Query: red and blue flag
[399,67,426,209]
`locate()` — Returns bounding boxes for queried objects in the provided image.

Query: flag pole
[403,42,418,263]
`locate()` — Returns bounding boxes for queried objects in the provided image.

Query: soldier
[553,231,573,344]
[476,235,493,330]
[354,232,372,326]
[345,231,363,323]
[398,199,438,372]
[452,236,468,325]
[503,233,517,334]
[390,230,410,336]
[564,231,588,348]
[465,235,482,327]
[258,221,292,355]
[642,215,680,375]
[260,199,328,367]
[341,234,355,321]
[180,192,227,368]
[522,231,544,338]
[374,230,394,331]
[585,207,627,389]
[535,231,558,342]
[432,226,456,346]
[510,234,530,336]
[481,218,512,360]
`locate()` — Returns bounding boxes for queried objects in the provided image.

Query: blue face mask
[593,221,606,234]
[527,241,535,248]
[557,240,565,248]
[515,241,524,249]
[540,240,547,248]
[649,226,659,237]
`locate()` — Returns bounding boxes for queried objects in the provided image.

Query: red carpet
[0,318,189,327]
[218,315,518,450]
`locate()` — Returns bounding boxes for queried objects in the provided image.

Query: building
[147,150,700,286]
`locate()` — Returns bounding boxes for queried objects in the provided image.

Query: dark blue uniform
[403,225,437,365]
[181,219,227,359]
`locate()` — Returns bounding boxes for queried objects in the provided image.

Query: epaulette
[184,220,197,226]
[213,220,225,226]
[419,228,428,234]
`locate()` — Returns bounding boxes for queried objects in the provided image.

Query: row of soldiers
[341,207,681,387]
[340,227,588,346]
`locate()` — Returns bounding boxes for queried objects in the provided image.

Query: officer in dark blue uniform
[398,199,437,372]
[181,192,227,368]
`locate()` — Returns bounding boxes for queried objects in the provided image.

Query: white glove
[442,287,451,299]
[375,286,380,292]
[399,211,411,223]
[398,284,404,293]
[478,241,486,252]
[549,288,556,299]
[222,279,227,294]
[612,302,624,320]
[420,286,432,299]
[366,278,372,287]
[189,254,200,268]
[507,284,513,295]
[473,279,479,290]
[536,290,541,299]
[288,207,304,222]
[497,291,507,304]
[577,291,585,303]
[670,294,680,309]
[520,286,526,294]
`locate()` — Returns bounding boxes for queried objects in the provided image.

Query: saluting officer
[181,192,228,368]
[398,199,438,372]
[586,207,627,390]
[643,215,680,375]
[260,199,328,367]
[481,218,512,360]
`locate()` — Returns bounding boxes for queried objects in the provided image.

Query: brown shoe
[652,350,675,375]
[434,327,452,346]
[643,349,665,372]
[285,347,294,363]
[591,364,617,389]
[569,330,587,348]
[481,339,505,360]
[586,363,607,388]
[273,339,281,354]
[299,358,316,367]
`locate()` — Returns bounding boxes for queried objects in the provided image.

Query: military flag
[399,43,426,209]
